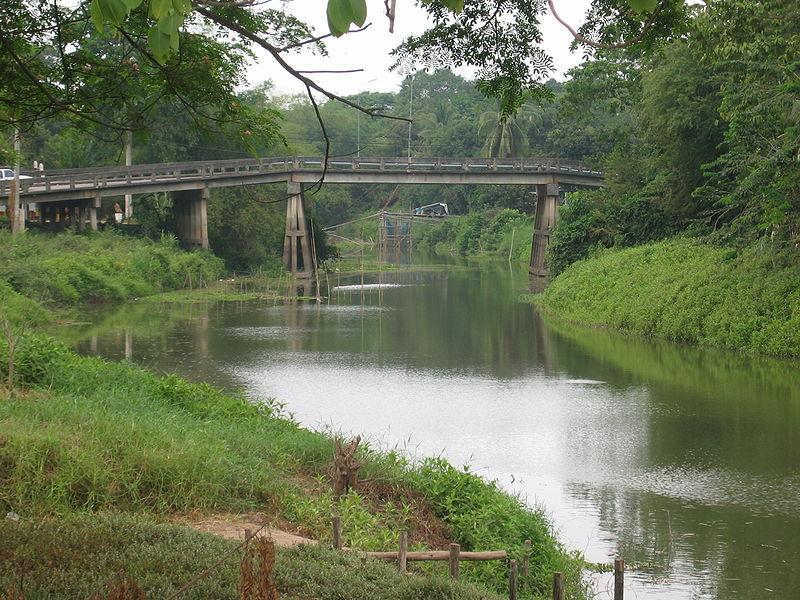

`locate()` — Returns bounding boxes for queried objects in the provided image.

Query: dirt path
[181,514,317,547]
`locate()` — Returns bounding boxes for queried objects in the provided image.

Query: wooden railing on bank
[330,517,629,600]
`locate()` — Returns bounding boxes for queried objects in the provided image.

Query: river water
[60,263,800,599]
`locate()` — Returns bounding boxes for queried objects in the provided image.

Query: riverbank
[535,238,800,357]
[408,209,532,262]
[0,232,586,599]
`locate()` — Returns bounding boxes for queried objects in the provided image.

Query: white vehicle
[0,168,32,181]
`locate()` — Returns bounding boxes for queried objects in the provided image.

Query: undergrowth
[414,209,532,261]
[0,513,505,600]
[0,230,225,304]
[537,238,800,357]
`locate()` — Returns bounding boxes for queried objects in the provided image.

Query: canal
[59,263,800,599]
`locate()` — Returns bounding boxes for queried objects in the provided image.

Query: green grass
[0,230,225,305]
[0,513,505,600]
[537,238,800,357]
[0,333,585,598]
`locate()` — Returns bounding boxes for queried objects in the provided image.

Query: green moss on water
[536,238,800,357]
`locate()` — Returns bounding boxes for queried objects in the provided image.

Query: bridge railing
[0,156,602,198]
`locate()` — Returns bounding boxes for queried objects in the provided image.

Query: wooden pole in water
[509,559,518,600]
[553,572,564,600]
[614,559,624,600]
[398,531,408,573]
[449,543,460,580]
[332,516,342,550]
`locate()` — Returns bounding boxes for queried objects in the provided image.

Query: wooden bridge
[0,156,602,277]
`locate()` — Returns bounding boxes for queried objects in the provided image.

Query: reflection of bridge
[0,156,602,278]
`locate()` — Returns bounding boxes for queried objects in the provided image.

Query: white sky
[247,0,593,97]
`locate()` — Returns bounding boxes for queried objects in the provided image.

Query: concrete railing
[0,156,602,199]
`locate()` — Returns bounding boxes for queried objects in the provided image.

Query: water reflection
[57,264,800,600]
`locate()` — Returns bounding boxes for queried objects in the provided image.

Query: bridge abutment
[529,182,560,278]
[283,181,314,279]
[173,188,209,250]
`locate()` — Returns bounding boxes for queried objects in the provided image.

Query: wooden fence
[331,517,629,600]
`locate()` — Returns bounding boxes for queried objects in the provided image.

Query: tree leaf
[627,0,658,13]
[98,0,129,26]
[327,0,354,37]
[348,0,367,27]
[148,25,171,63]
[149,0,173,20]
[171,0,192,15]
[121,0,143,10]
[90,0,106,31]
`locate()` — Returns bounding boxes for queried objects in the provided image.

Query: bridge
[0,156,602,278]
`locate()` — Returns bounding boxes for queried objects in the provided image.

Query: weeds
[239,538,278,600]
[0,230,225,305]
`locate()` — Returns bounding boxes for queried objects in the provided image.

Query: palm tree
[478,102,542,158]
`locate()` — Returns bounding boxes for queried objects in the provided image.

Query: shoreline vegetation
[0,230,587,599]
[533,238,800,358]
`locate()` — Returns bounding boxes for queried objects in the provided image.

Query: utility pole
[407,75,414,159]
[10,128,24,234]
[124,128,133,220]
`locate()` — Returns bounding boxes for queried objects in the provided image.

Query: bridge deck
[0,156,602,203]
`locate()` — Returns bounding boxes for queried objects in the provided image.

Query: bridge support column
[529,182,559,278]
[283,181,314,278]
[173,187,209,250]
[89,196,100,231]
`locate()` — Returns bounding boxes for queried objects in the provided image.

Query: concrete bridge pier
[283,181,314,278]
[173,188,210,250]
[529,182,560,278]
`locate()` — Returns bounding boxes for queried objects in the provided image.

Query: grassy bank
[537,238,800,357]
[0,230,225,305]
[0,333,585,598]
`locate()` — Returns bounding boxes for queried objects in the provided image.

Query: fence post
[522,540,531,584]
[398,531,408,573]
[509,559,518,600]
[332,516,342,550]
[614,559,624,600]
[449,543,460,580]
[553,572,564,600]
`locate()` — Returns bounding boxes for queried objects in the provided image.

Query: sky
[247,0,593,98]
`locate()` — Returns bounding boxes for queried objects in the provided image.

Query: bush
[415,209,532,261]
[0,230,225,304]
[547,189,675,276]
